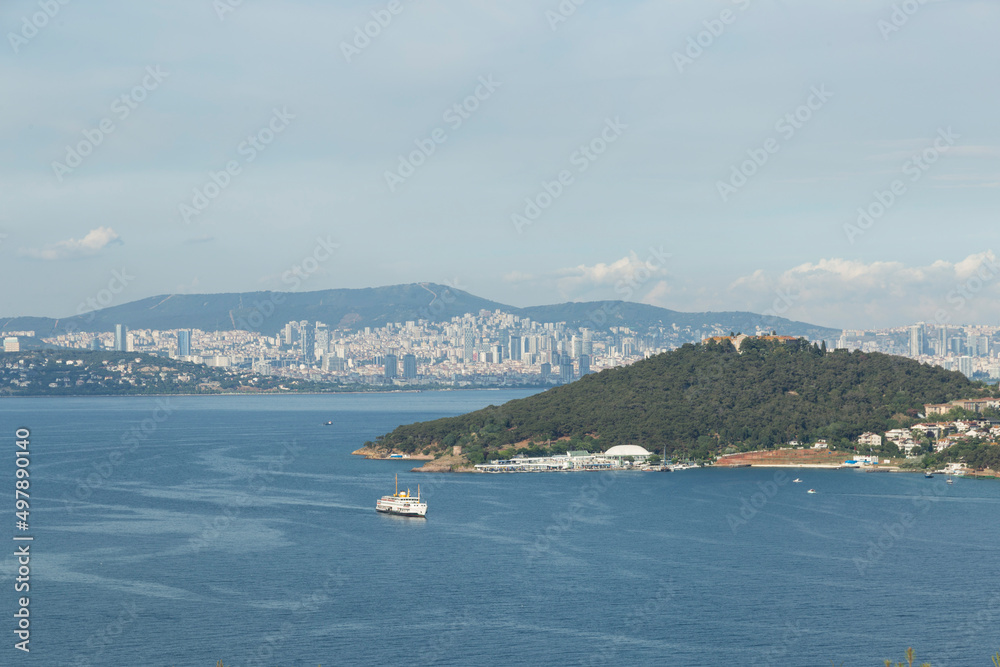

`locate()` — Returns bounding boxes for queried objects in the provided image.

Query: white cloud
[503,270,535,284]
[553,250,672,300]
[726,252,1000,328]
[19,226,122,261]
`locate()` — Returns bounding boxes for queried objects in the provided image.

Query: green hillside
[371,338,995,463]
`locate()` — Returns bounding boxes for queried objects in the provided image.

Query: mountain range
[0,282,841,340]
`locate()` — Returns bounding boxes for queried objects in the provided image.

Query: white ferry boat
[375,474,427,518]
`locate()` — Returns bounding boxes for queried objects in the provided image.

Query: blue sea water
[2,391,999,666]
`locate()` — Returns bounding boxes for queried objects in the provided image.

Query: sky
[1,0,998,329]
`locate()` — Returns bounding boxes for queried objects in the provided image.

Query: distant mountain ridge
[0,282,841,339]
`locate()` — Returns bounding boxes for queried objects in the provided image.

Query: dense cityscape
[837,323,1000,380]
[4,315,999,388]
[4,311,772,387]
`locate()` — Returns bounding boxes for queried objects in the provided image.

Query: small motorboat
[925,472,933,478]
[946,477,953,485]
[325,421,333,425]
[806,489,817,494]
[792,478,802,483]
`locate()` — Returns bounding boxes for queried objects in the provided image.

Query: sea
[2,390,998,666]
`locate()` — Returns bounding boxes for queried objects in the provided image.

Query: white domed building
[602,444,652,463]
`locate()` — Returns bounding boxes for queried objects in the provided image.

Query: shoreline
[0,387,542,399]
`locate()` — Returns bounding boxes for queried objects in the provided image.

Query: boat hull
[375,503,427,518]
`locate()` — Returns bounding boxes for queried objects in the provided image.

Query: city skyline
[17,309,1000,387]
[3,1,999,329]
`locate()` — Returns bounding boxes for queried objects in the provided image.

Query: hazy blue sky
[2,0,997,329]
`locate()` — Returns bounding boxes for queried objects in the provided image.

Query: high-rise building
[582,329,593,356]
[578,354,591,376]
[384,354,398,379]
[559,358,573,384]
[950,337,965,356]
[908,324,924,357]
[966,332,979,357]
[177,330,191,357]
[463,329,475,362]
[114,324,128,352]
[959,355,973,378]
[283,322,296,346]
[315,323,330,356]
[509,335,521,361]
[571,335,582,359]
[300,324,315,361]
[539,362,551,380]
[402,354,417,379]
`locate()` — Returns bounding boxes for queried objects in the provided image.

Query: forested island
[369,337,999,466]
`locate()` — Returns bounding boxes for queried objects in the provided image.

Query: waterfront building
[402,354,417,379]
[602,444,652,463]
[384,354,398,379]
